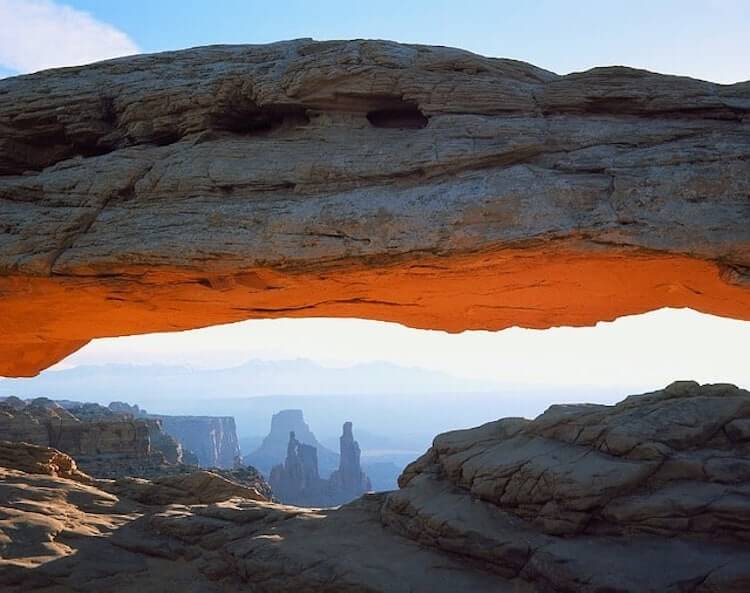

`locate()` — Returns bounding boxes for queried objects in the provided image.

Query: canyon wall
[0,397,183,478]
[1,39,748,376]
[0,396,244,472]
[154,415,241,469]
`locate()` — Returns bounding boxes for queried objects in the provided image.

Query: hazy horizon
[23,308,750,393]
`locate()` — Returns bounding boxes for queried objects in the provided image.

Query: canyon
[1,382,749,592]
[2,38,750,592]
[0,397,246,475]
[0,397,184,478]
[151,414,241,469]
[1,39,749,376]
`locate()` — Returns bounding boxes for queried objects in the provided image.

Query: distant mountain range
[0,359,502,400]
[0,359,635,461]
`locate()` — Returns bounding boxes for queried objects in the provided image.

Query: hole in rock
[2,309,748,508]
[366,104,428,129]
[212,103,311,135]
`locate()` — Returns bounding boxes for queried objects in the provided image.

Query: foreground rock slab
[0,444,520,593]
[2,382,750,592]
[1,39,749,375]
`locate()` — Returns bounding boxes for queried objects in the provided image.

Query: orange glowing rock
[1,40,748,376]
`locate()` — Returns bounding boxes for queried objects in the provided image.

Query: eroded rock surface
[1,39,749,375]
[0,397,187,478]
[0,397,258,479]
[0,440,91,483]
[0,397,182,478]
[384,381,750,591]
[328,421,372,501]
[2,382,749,592]
[111,470,269,505]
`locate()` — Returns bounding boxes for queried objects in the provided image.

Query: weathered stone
[269,430,322,504]
[1,39,749,376]
[110,470,269,505]
[393,381,750,543]
[0,398,186,478]
[2,383,750,592]
[0,440,90,483]
[0,397,261,479]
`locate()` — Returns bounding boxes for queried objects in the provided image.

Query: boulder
[0,440,90,483]
[383,381,750,591]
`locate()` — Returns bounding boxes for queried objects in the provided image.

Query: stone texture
[0,39,749,376]
[0,397,260,477]
[111,470,269,505]
[268,430,323,504]
[2,382,750,592]
[0,398,189,478]
[0,440,91,483]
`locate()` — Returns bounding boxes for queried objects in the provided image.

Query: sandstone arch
[1,39,748,377]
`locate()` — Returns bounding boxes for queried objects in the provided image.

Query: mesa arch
[0,39,748,377]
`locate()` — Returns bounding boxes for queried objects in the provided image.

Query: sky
[1,0,749,82]
[1,1,749,392]
[50,309,750,391]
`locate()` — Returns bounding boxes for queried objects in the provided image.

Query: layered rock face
[154,415,241,469]
[270,422,371,507]
[0,398,186,478]
[383,381,750,590]
[0,396,247,472]
[2,382,749,592]
[245,409,339,477]
[105,402,238,468]
[1,39,749,376]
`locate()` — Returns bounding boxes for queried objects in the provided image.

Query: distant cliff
[154,415,241,469]
[244,409,339,477]
[270,421,371,507]
[0,397,185,478]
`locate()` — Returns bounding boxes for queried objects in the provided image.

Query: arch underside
[0,40,748,376]
[2,243,750,376]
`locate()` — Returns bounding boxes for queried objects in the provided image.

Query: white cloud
[0,0,139,74]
